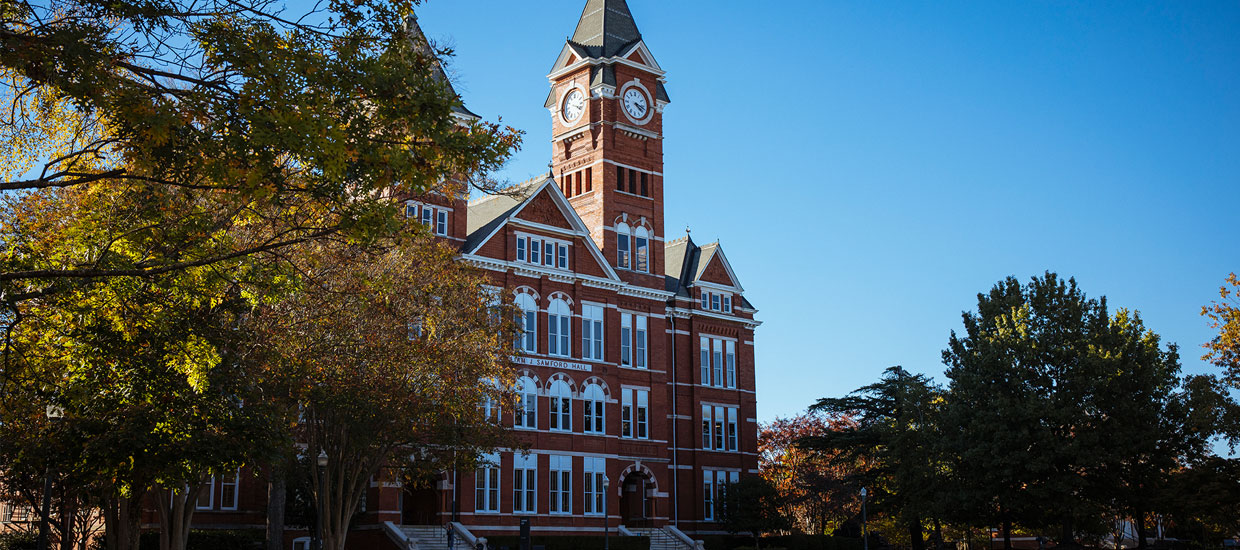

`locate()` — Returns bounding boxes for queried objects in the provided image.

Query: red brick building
[183,1,761,548]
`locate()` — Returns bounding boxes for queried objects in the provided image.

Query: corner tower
[547,0,670,289]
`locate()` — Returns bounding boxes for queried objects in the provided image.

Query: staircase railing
[450,521,487,550]
[617,525,636,537]
[664,526,705,550]
[383,521,418,550]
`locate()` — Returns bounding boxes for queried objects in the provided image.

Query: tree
[760,412,867,536]
[244,228,517,550]
[1203,273,1240,385]
[804,367,944,550]
[719,476,790,550]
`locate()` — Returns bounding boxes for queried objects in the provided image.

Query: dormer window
[700,291,733,313]
[515,233,570,270]
[405,201,450,237]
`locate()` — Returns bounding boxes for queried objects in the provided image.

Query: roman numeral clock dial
[562,89,586,123]
[623,88,648,120]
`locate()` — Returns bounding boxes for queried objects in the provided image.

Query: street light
[37,406,63,550]
[315,451,328,550]
[603,475,610,550]
[860,487,868,550]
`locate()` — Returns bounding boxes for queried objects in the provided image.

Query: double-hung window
[549,455,572,515]
[700,336,711,386]
[620,313,647,368]
[726,341,737,389]
[196,477,215,510]
[702,406,740,451]
[634,227,649,273]
[220,470,239,511]
[474,453,500,513]
[617,224,631,269]
[583,457,606,516]
[514,454,537,514]
[516,295,537,354]
[436,210,448,236]
[583,383,605,435]
[622,388,648,440]
[548,380,572,432]
[723,296,732,313]
[702,405,712,449]
[515,377,537,429]
[703,472,715,521]
[620,315,632,367]
[713,340,724,388]
[557,244,569,269]
[421,206,433,227]
[701,336,738,388]
[727,408,739,451]
[581,305,605,361]
[548,299,571,358]
[516,238,527,261]
[713,406,725,450]
[634,316,648,369]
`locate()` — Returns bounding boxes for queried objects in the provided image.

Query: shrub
[485,535,650,550]
[137,529,265,550]
[0,532,37,550]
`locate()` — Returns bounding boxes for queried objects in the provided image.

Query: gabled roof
[463,177,622,283]
[569,0,643,59]
[406,15,479,120]
[664,235,752,306]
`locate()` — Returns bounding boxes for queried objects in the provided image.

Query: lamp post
[315,451,328,550]
[603,475,610,550]
[860,487,868,550]
[36,406,63,550]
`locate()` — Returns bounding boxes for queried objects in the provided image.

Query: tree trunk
[909,517,926,550]
[105,493,143,550]
[1003,519,1014,550]
[1060,516,1074,549]
[156,486,201,550]
[754,531,761,550]
[267,473,288,550]
[1135,511,1148,550]
[933,518,945,550]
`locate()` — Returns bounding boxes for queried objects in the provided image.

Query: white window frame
[723,295,732,313]
[703,471,715,521]
[195,477,215,510]
[713,339,724,388]
[581,304,605,361]
[636,389,649,439]
[634,316,648,369]
[220,470,240,511]
[726,341,737,389]
[557,243,569,269]
[516,237,526,262]
[620,314,632,367]
[714,406,725,450]
[621,389,633,438]
[548,299,572,358]
[474,453,500,514]
[516,294,537,354]
[515,377,538,430]
[293,538,312,550]
[616,223,631,269]
[634,227,649,273]
[549,455,572,515]
[583,457,606,516]
[623,388,649,440]
[583,383,606,435]
[514,454,537,514]
[548,380,573,432]
[702,404,712,450]
[700,336,710,386]
[727,407,739,451]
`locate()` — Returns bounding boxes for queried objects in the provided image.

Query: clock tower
[547,0,670,290]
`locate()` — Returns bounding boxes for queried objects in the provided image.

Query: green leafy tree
[719,476,791,550]
[244,229,518,550]
[1203,273,1240,385]
[804,367,944,550]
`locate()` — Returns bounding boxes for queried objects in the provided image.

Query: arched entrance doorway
[618,464,657,528]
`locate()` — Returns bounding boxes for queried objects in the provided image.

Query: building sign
[513,355,593,373]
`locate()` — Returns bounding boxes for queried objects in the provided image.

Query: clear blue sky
[411,0,1240,423]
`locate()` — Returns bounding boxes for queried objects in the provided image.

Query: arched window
[616,222,631,270]
[548,379,572,432]
[547,298,572,358]
[515,377,538,429]
[634,226,650,273]
[582,383,606,435]
[515,294,537,353]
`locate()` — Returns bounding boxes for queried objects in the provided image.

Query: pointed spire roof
[569,0,643,59]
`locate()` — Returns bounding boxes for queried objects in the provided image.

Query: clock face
[562,89,586,122]
[623,88,649,120]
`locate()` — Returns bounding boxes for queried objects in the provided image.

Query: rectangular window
[713,340,724,388]
[575,171,582,196]
[701,291,709,310]
[635,235,648,272]
[557,244,569,269]
[220,470,239,511]
[714,406,725,450]
[620,315,632,367]
[522,310,537,353]
[586,167,593,192]
[421,206,433,227]
[636,390,649,439]
[723,296,732,313]
[700,336,710,386]
[628,169,637,194]
[621,389,633,438]
[583,457,606,516]
[640,172,648,196]
[516,238,526,262]
[703,472,715,521]
[436,210,448,236]
[702,405,712,449]
[711,293,721,311]
[549,455,572,515]
[544,242,554,266]
[726,341,737,389]
[550,393,571,432]
[634,316,647,369]
[475,454,499,513]
[549,312,567,357]
[728,408,739,451]
[617,166,625,191]
[196,477,215,510]
[584,399,605,434]
[530,238,541,264]
[582,305,604,361]
[479,395,501,423]
[516,391,537,429]
[405,203,418,219]
[617,232,630,269]
[514,455,537,514]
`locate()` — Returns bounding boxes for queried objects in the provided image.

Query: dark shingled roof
[664,235,754,308]
[462,177,548,253]
[569,0,643,59]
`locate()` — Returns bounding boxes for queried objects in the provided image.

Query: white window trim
[220,470,240,511]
